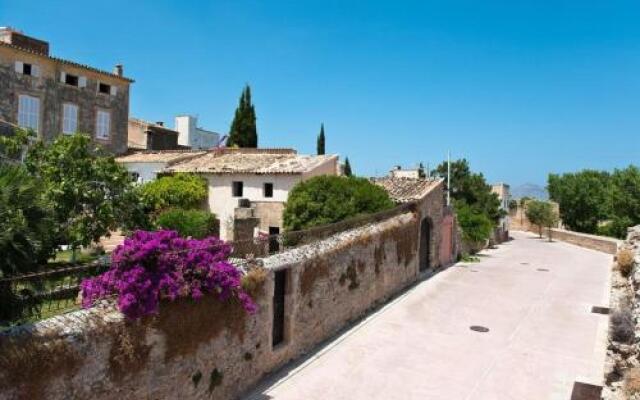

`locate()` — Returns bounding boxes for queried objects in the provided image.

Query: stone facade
[0,30,132,154]
[0,212,425,400]
[603,226,640,400]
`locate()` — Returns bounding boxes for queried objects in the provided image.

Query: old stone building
[128,118,184,151]
[0,27,132,154]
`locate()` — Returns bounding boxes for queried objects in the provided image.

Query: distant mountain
[511,183,548,200]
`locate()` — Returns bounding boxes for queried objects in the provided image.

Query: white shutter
[79,76,87,88]
[60,71,66,83]
[32,64,40,77]
[110,85,118,96]
[14,61,23,73]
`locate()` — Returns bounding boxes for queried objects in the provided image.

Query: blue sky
[2,1,639,186]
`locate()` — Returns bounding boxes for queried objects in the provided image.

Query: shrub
[140,173,207,211]
[455,202,493,245]
[283,175,394,231]
[617,249,636,277]
[610,308,635,344]
[80,230,256,319]
[241,267,268,297]
[156,209,217,239]
[624,368,640,396]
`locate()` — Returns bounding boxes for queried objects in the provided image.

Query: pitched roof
[167,151,337,175]
[115,150,206,164]
[0,41,134,82]
[372,177,443,203]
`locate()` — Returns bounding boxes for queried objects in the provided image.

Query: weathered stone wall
[0,212,422,400]
[603,226,640,400]
[548,228,620,255]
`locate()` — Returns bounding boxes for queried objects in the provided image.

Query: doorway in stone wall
[419,218,431,271]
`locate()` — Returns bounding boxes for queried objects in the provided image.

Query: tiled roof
[0,41,134,82]
[372,177,443,203]
[167,151,337,175]
[115,150,206,164]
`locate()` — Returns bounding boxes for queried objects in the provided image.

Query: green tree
[156,209,217,239]
[344,157,353,177]
[317,123,326,155]
[433,158,502,224]
[455,201,493,246]
[607,166,640,238]
[227,85,258,148]
[25,134,143,253]
[283,175,394,231]
[547,170,610,233]
[526,200,558,239]
[139,173,208,212]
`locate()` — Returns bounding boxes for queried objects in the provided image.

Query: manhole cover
[537,268,550,272]
[520,262,529,265]
[469,325,490,333]
[570,381,602,400]
[591,306,610,315]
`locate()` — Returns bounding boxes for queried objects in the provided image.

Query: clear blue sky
[2,0,639,186]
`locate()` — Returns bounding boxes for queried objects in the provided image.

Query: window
[98,82,111,94]
[65,73,79,86]
[96,110,110,139]
[15,61,39,76]
[17,95,39,132]
[62,103,78,134]
[264,182,274,198]
[232,181,244,197]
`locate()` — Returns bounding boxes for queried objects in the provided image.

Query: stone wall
[547,228,620,255]
[603,226,640,400]
[0,212,424,400]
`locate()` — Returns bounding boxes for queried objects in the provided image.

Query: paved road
[245,231,612,400]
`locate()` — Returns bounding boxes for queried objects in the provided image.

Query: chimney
[156,121,164,126]
[113,64,123,77]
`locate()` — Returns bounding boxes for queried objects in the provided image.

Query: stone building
[127,118,184,151]
[373,176,452,268]
[0,27,132,154]
[167,148,339,240]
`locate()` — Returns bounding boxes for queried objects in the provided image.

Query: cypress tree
[227,85,258,148]
[317,123,325,155]
[344,157,353,177]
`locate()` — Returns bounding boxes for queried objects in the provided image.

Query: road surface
[246,231,611,400]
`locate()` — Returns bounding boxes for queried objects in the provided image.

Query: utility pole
[447,151,451,207]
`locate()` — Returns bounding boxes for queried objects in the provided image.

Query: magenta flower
[80,230,257,319]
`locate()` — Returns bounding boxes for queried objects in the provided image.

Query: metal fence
[0,201,418,328]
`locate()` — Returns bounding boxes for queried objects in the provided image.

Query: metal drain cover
[537,268,550,272]
[469,325,490,333]
[520,262,529,265]
[591,306,610,315]
[570,382,602,400]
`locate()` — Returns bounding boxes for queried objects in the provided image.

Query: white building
[491,182,511,236]
[389,165,423,179]
[174,115,221,150]
[167,148,339,240]
[115,150,206,183]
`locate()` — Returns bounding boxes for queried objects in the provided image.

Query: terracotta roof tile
[372,177,443,203]
[115,150,206,164]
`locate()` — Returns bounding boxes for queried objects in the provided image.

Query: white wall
[175,115,220,149]
[121,162,167,183]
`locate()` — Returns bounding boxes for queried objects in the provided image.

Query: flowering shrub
[81,230,257,319]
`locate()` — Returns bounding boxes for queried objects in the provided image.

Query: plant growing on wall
[80,230,257,319]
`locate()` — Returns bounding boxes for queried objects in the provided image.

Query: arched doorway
[419,218,431,271]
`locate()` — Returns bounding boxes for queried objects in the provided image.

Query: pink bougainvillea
[81,230,257,319]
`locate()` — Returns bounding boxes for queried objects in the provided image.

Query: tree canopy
[283,175,394,231]
[227,85,258,148]
[25,134,143,250]
[139,173,208,212]
[525,200,559,239]
[344,157,353,177]
[548,166,640,238]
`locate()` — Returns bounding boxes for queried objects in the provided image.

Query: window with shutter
[17,95,40,133]
[96,110,110,139]
[62,104,78,134]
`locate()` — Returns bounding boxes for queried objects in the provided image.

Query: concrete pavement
[245,231,612,400]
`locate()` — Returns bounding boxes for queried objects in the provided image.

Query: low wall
[548,228,620,255]
[0,212,421,400]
